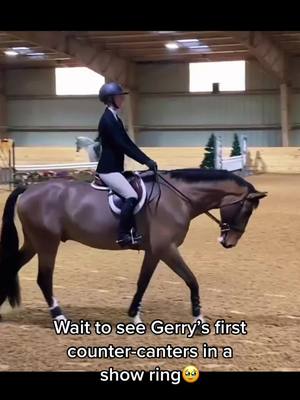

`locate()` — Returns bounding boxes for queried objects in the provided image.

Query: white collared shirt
[108,106,119,121]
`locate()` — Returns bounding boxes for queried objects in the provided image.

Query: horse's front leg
[128,250,160,324]
[160,244,204,324]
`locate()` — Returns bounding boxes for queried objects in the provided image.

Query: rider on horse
[96,82,158,248]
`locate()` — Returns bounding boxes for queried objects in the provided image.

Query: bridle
[204,200,246,234]
[147,171,248,235]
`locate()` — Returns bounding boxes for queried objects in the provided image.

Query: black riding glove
[146,159,158,172]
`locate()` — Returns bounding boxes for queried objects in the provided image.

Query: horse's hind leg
[160,245,204,324]
[17,237,36,272]
[37,243,66,321]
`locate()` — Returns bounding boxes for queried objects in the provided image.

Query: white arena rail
[215,136,247,172]
[15,162,98,172]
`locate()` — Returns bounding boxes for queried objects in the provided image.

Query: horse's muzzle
[221,242,234,249]
[218,234,235,249]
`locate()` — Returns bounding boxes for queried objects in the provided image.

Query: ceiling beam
[135,52,251,63]
[270,32,300,37]
[102,38,238,49]
[227,31,288,82]
[8,31,136,89]
[118,46,247,58]
[74,31,203,40]
[74,32,234,43]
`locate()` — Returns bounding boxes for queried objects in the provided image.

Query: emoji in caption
[182,365,200,383]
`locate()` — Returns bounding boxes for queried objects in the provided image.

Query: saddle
[91,171,147,215]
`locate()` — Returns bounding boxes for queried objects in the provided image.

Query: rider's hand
[146,159,158,172]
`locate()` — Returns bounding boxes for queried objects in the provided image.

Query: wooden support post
[280,83,290,147]
[126,90,138,142]
[0,69,7,139]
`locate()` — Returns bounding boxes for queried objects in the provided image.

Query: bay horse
[0,168,266,325]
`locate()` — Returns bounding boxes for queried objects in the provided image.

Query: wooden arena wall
[13,147,300,174]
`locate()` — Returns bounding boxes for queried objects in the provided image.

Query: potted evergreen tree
[200,133,216,168]
[230,133,242,157]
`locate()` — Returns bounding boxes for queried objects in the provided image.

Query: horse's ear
[247,191,268,200]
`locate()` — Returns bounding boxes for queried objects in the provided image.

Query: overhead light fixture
[4,50,18,56]
[25,52,47,60]
[189,45,210,50]
[12,47,30,54]
[165,43,179,50]
[176,39,210,50]
[157,31,177,34]
[27,52,46,56]
[177,39,199,43]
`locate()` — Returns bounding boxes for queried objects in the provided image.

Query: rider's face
[113,95,125,109]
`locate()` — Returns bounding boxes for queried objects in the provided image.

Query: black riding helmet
[99,82,128,107]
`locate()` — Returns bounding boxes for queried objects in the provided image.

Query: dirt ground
[0,173,299,372]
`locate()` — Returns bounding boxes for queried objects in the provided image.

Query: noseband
[205,202,246,234]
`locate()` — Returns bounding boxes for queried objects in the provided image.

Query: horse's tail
[0,186,27,308]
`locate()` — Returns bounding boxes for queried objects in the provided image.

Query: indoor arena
[0,31,299,372]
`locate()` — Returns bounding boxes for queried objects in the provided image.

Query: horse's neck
[177,179,245,218]
[86,145,98,162]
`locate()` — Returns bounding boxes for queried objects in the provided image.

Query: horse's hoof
[194,326,204,336]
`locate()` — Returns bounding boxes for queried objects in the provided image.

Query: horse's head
[75,136,95,153]
[218,191,267,249]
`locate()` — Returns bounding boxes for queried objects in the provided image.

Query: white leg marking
[193,314,205,324]
[132,312,143,325]
[50,297,59,310]
[54,315,67,322]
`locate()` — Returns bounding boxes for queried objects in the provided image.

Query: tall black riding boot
[116,197,142,247]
